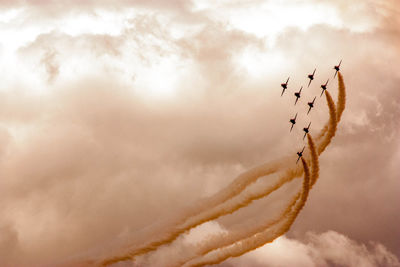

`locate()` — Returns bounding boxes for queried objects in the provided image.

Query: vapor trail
[184,157,311,267]
[100,73,346,266]
[307,134,319,188]
[101,160,286,266]
[177,134,318,267]
[317,91,337,155]
[336,72,346,123]
[316,71,345,140]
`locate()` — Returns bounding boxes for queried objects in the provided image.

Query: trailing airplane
[307,68,316,87]
[303,122,311,140]
[334,60,342,78]
[320,79,329,97]
[289,113,298,132]
[307,96,316,115]
[296,146,305,163]
[294,86,303,105]
[281,77,290,96]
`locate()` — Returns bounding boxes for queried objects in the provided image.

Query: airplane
[296,146,305,164]
[307,68,316,87]
[294,86,303,105]
[289,113,298,132]
[281,77,290,96]
[307,96,316,115]
[334,60,342,78]
[303,122,311,140]
[320,79,329,97]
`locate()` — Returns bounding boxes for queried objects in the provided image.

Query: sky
[0,0,399,266]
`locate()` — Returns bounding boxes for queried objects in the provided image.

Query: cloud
[227,231,400,267]
[0,0,399,266]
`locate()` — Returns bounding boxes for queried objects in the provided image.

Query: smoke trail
[316,71,345,140]
[336,72,346,123]
[317,91,337,155]
[184,157,311,267]
[101,160,286,266]
[176,134,318,267]
[100,74,346,266]
[307,134,319,188]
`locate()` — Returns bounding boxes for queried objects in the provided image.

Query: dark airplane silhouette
[307,96,316,115]
[296,146,305,164]
[281,77,290,96]
[294,86,303,105]
[334,60,342,78]
[303,122,311,140]
[289,113,298,132]
[307,68,316,87]
[320,79,329,97]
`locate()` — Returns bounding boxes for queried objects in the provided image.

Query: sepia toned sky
[0,0,399,266]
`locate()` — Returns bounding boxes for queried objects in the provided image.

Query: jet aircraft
[307,96,316,115]
[307,68,316,87]
[303,122,311,140]
[320,79,329,97]
[289,113,298,132]
[281,77,290,96]
[296,146,305,163]
[294,86,303,105]
[334,60,342,78]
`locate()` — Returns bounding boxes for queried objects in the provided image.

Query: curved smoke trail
[307,134,319,188]
[317,71,345,140]
[177,133,318,267]
[183,79,342,267]
[336,72,346,123]
[184,157,311,267]
[317,91,337,155]
[101,160,285,266]
[100,72,345,266]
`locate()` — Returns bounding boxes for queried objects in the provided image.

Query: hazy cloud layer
[0,0,399,266]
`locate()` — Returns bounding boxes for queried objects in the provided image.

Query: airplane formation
[279,60,342,163]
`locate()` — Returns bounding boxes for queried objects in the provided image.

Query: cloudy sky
[0,0,399,266]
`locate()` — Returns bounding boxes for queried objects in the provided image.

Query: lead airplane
[307,68,316,87]
[334,60,342,78]
[307,96,316,115]
[294,86,303,105]
[303,122,311,140]
[289,113,298,132]
[281,77,290,96]
[320,79,329,97]
[296,146,305,164]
